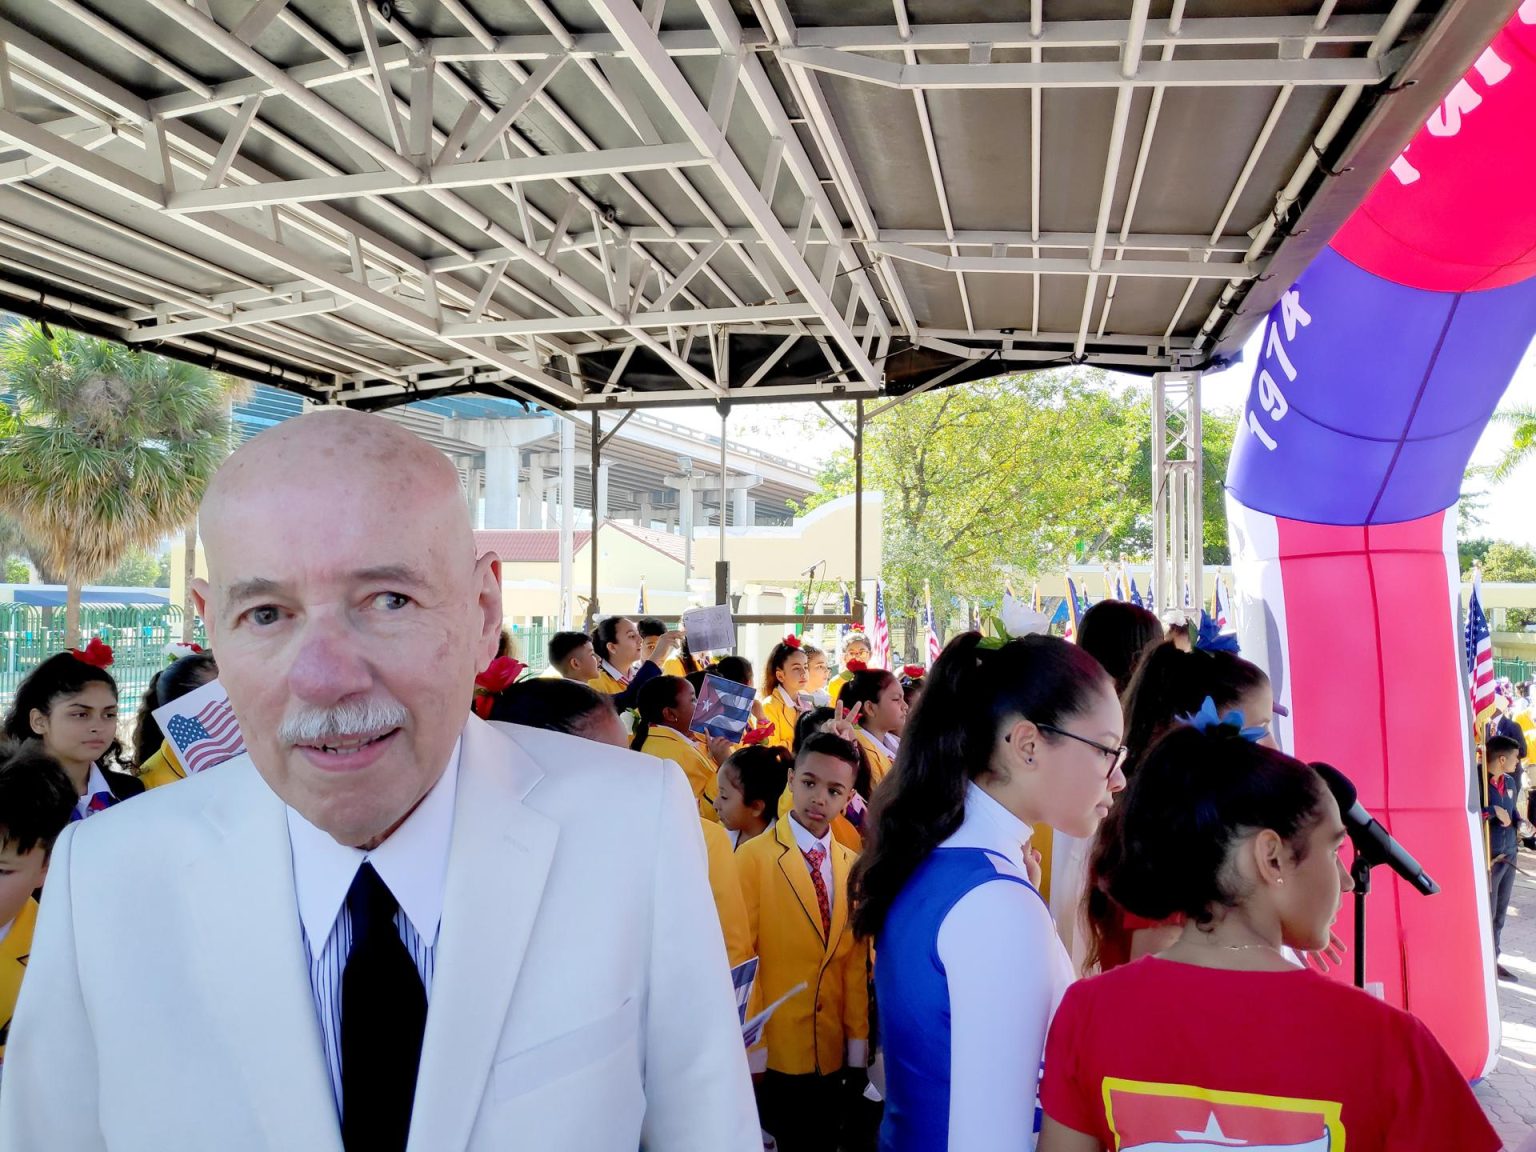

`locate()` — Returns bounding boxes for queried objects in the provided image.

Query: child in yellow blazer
[837,669,907,790]
[131,650,219,791]
[0,745,77,1066]
[630,676,734,823]
[759,637,811,750]
[737,731,869,1152]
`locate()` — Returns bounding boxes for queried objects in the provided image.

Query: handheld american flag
[870,580,891,670]
[162,690,246,775]
[1466,575,1496,725]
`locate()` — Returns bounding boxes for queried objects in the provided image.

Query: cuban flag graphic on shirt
[1105,1080,1340,1152]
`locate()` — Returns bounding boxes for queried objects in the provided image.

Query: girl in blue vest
[852,633,1125,1151]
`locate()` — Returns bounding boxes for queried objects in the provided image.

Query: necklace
[1190,935,1283,953]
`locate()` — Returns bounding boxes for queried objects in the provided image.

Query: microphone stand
[1352,848,1372,991]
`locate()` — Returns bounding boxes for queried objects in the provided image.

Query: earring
[1026,756,1034,764]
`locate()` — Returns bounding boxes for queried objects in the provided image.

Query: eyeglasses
[1036,723,1129,780]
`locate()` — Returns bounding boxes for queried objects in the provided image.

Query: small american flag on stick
[165,696,246,775]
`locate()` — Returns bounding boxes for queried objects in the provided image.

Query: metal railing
[0,604,207,715]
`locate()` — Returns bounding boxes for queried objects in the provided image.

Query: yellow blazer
[736,815,869,1076]
[760,689,799,750]
[136,743,187,791]
[701,819,752,967]
[853,728,895,788]
[0,896,38,1062]
[587,668,630,695]
[661,657,687,678]
[636,726,721,823]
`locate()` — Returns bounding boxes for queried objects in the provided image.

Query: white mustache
[277,697,409,745]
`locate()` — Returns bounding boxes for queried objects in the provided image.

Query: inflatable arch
[1227,6,1536,1077]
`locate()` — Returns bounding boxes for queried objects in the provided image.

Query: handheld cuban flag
[155,679,246,775]
[691,674,756,741]
[1064,577,1083,643]
[923,581,942,670]
[1467,573,1496,726]
[871,580,891,669]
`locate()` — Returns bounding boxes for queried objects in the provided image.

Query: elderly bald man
[0,411,760,1152]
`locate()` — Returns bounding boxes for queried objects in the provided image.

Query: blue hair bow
[1179,696,1269,743]
[1195,609,1240,654]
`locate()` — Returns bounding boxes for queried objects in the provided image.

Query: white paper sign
[150,678,247,775]
[682,604,736,653]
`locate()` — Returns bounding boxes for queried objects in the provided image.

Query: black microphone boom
[1313,763,1440,896]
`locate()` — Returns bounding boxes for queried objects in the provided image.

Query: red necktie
[804,845,831,938]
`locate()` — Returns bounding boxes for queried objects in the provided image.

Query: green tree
[1459,536,1495,576]
[0,323,236,643]
[3,556,29,583]
[101,549,163,588]
[802,371,1234,637]
[1489,407,1536,481]
[1474,540,1536,630]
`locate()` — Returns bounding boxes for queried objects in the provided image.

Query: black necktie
[341,862,427,1152]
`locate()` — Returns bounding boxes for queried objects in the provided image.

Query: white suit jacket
[0,715,760,1151]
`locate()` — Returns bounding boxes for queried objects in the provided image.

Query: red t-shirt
[1041,957,1498,1152]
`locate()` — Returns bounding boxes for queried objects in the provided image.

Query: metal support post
[558,417,576,628]
[854,399,865,600]
[589,410,601,625]
[1151,370,1203,612]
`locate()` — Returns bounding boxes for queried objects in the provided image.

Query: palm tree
[1490,407,1536,482]
[0,322,235,644]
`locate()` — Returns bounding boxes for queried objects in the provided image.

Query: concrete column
[475,417,554,530]
[732,488,755,527]
[521,463,542,528]
[464,463,482,528]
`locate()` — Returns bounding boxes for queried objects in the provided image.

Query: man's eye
[372,592,411,611]
[248,605,282,626]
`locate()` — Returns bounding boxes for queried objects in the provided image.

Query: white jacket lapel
[407,717,558,1152]
[184,759,344,1152]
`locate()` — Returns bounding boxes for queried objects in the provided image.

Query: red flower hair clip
[472,656,526,719]
[741,723,776,746]
[844,659,867,673]
[72,638,114,669]
[782,634,802,649]
[902,664,926,680]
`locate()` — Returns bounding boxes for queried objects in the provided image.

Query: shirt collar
[775,686,798,711]
[940,780,1035,872]
[286,736,462,950]
[787,811,832,857]
[601,659,632,684]
[74,763,111,814]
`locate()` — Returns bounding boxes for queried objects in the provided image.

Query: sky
[670,331,1536,548]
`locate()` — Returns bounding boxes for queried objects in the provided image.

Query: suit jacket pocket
[492,996,640,1102]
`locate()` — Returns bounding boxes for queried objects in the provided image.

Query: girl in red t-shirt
[1039,717,1498,1152]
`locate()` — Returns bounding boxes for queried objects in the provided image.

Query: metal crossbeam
[779,47,1389,88]
[167,144,705,212]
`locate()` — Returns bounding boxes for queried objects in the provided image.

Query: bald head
[193,408,502,847]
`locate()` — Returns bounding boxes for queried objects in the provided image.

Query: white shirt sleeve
[937,878,1063,1152]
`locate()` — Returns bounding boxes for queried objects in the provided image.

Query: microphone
[1312,763,1440,896]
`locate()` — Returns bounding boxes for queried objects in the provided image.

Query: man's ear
[191,578,215,646]
[474,554,503,664]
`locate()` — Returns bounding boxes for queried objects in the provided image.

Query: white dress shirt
[286,740,461,1114]
[602,659,633,685]
[786,811,833,914]
[935,782,1074,1152]
[74,764,111,818]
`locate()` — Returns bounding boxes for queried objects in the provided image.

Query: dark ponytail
[840,669,898,731]
[133,652,217,767]
[1084,641,1271,968]
[591,616,631,666]
[852,632,1112,940]
[722,744,794,819]
[630,675,686,752]
[761,639,805,698]
[1110,724,1327,926]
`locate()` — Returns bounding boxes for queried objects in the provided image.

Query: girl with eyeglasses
[851,633,1125,1151]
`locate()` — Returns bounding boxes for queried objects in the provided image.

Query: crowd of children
[0,606,1506,1150]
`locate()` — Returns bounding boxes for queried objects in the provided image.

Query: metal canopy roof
[0,0,1512,412]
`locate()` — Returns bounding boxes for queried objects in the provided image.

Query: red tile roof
[475,529,591,563]
[606,521,688,565]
